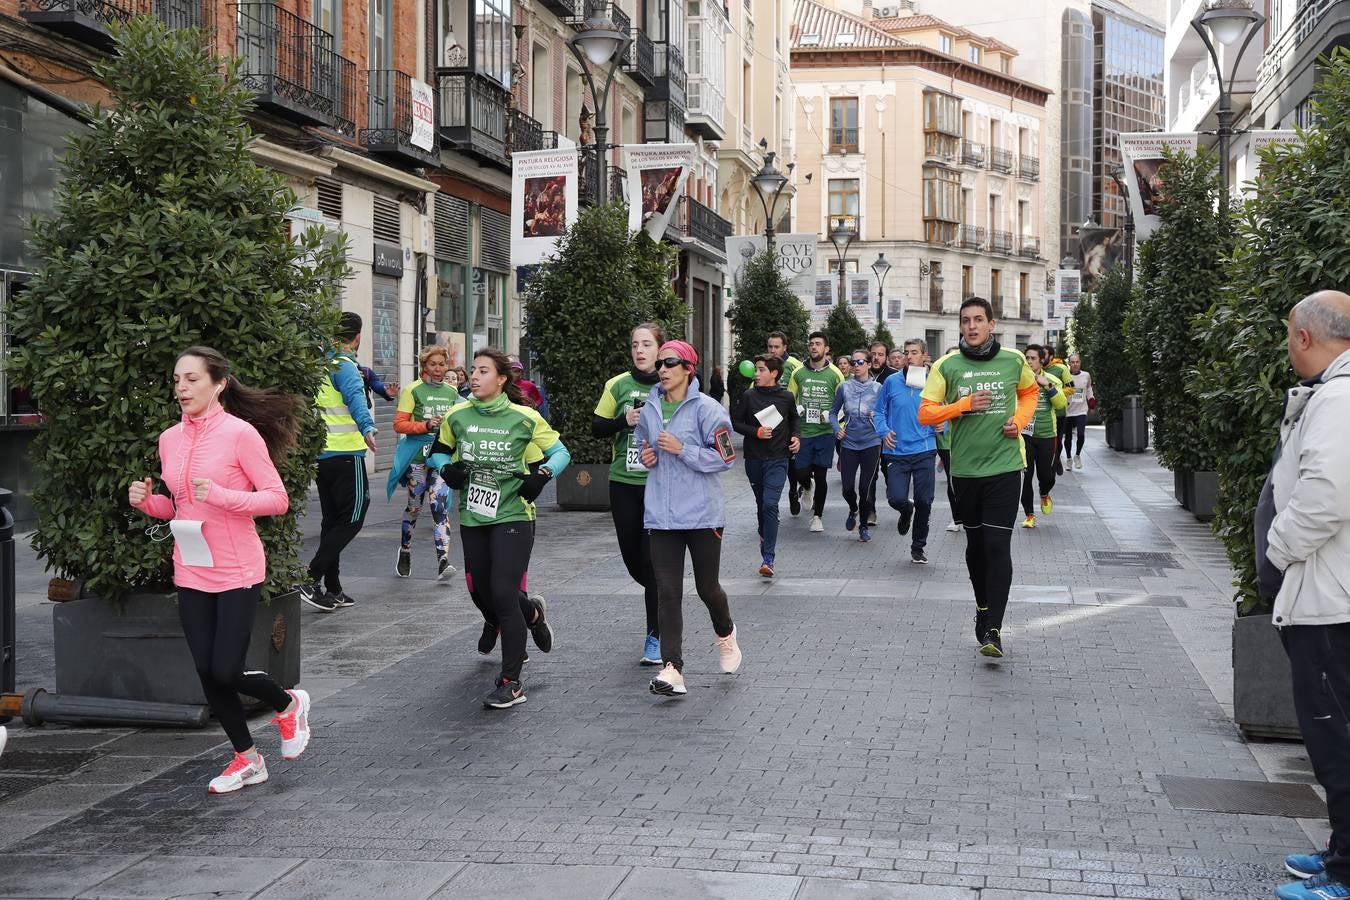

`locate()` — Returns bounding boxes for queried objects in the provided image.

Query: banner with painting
[1119,132,1198,242]
[621,143,696,239]
[510,148,579,266]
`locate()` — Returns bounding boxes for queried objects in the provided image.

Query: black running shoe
[897,502,914,536]
[528,595,553,653]
[980,629,1004,658]
[1054,457,1064,476]
[911,548,928,565]
[300,580,337,612]
[330,591,355,608]
[395,548,411,578]
[478,622,498,655]
[974,608,988,643]
[483,678,526,709]
[788,486,802,517]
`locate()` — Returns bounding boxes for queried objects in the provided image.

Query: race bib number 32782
[466,474,501,518]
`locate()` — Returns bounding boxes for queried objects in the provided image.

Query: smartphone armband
[713,426,736,463]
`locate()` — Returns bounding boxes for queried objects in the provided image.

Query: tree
[1085,264,1138,427]
[728,249,810,399]
[869,321,896,353]
[1068,293,1096,365]
[1194,47,1350,614]
[1127,147,1227,474]
[823,302,869,362]
[10,17,348,603]
[526,202,686,465]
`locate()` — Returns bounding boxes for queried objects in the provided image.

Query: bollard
[0,689,208,728]
[0,487,14,723]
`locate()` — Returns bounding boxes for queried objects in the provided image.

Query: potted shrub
[526,202,686,510]
[1194,48,1350,738]
[9,19,347,708]
[726,249,811,404]
[1086,265,1139,449]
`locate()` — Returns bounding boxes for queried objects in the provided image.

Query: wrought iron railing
[437,68,510,164]
[509,108,545,154]
[364,69,437,158]
[331,55,358,137]
[538,0,577,19]
[624,28,655,84]
[578,0,630,33]
[1019,236,1040,258]
[830,127,858,152]
[989,229,1013,254]
[1258,0,1333,85]
[956,224,984,250]
[1019,154,1040,180]
[652,41,686,110]
[235,2,339,123]
[1019,296,1032,320]
[960,139,985,167]
[989,147,1013,173]
[990,294,1005,318]
[682,196,732,251]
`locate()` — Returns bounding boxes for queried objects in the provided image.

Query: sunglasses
[656,357,688,369]
[850,358,869,366]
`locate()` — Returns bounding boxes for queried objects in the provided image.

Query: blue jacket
[831,377,882,451]
[876,366,936,457]
[319,351,378,460]
[634,378,735,530]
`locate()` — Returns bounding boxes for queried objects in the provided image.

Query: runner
[1044,351,1073,475]
[1019,344,1067,529]
[918,299,1037,658]
[636,340,742,697]
[788,331,844,534]
[876,338,938,563]
[732,353,800,577]
[865,340,897,524]
[592,323,663,665]
[832,349,883,543]
[389,345,460,580]
[887,347,905,373]
[129,346,311,794]
[427,348,570,709]
[1063,353,1094,470]
[936,346,961,533]
[766,331,804,514]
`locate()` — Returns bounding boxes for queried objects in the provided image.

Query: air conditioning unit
[898,0,917,9]
[878,5,897,16]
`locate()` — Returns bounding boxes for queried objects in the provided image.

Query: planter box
[1189,470,1218,522]
[1119,395,1149,453]
[555,463,611,511]
[1174,469,1190,509]
[53,590,301,707]
[1105,419,1123,449]
[1233,612,1301,740]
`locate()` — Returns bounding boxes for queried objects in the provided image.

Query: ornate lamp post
[566,13,632,206]
[871,253,891,327]
[1189,0,1266,205]
[751,138,794,252]
[828,216,857,306]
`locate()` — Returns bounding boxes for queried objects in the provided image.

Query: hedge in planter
[1126,148,1226,475]
[823,301,869,364]
[1068,293,1096,364]
[9,18,348,603]
[525,201,686,467]
[727,249,811,402]
[1194,47,1350,614]
[1085,264,1137,429]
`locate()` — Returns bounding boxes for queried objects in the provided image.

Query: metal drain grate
[1097,592,1187,608]
[0,774,57,803]
[0,749,99,776]
[1159,776,1328,818]
[1090,551,1182,569]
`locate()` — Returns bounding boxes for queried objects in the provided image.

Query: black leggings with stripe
[309,454,370,593]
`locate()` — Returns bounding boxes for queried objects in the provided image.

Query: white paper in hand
[170,519,215,568]
[754,404,784,430]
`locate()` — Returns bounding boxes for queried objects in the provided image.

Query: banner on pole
[849,276,871,310]
[510,148,579,267]
[409,79,435,151]
[1119,132,1199,242]
[814,277,835,307]
[724,234,818,308]
[621,143,696,239]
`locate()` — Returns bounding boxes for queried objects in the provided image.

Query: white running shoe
[946,522,962,533]
[1074,456,1084,470]
[273,689,311,760]
[208,752,268,794]
[649,663,687,696]
[0,725,7,759]
[809,516,824,533]
[717,626,743,673]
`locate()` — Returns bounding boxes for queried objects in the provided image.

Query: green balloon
[738,359,756,379]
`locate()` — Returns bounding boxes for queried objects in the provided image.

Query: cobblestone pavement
[0,429,1323,899]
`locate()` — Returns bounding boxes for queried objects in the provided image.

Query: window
[1016,333,1030,349]
[922,167,960,243]
[829,97,859,152]
[369,0,391,69]
[961,265,974,298]
[828,178,860,219]
[313,0,341,47]
[968,44,981,64]
[1001,56,1010,73]
[436,262,467,333]
[939,33,953,54]
[925,329,943,359]
[923,91,962,136]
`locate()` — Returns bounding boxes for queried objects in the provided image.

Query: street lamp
[1108,164,1136,278]
[1190,0,1266,204]
[566,12,632,207]
[871,253,891,327]
[828,216,856,306]
[751,138,795,252]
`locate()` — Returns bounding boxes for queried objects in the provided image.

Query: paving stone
[609,867,801,899]
[251,859,464,900]
[2,854,146,899]
[796,878,976,898]
[430,863,629,899]
[73,855,301,899]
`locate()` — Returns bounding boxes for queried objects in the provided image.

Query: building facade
[791,0,1052,356]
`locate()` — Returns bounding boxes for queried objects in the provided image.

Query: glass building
[1092,1,1165,231]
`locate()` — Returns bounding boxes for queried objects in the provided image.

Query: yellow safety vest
[316,357,367,453]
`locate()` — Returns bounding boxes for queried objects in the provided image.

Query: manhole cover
[1097,592,1187,608]
[0,774,56,803]
[1159,776,1328,818]
[0,749,99,776]
[1091,551,1181,569]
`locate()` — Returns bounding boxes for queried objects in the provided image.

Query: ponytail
[178,346,302,465]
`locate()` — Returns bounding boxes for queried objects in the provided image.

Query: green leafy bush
[1068,292,1096,365]
[823,301,869,362]
[526,202,686,465]
[870,321,895,353]
[1085,264,1138,425]
[727,249,811,400]
[10,18,348,602]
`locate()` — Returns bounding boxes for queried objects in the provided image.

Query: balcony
[960,140,985,168]
[929,284,944,313]
[989,147,1013,174]
[509,108,546,155]
[577,150,626,207]
[990,294,1004,318]
[623,28,656,87]
[576,0,630,34]
[20,0,140,48]
[830,128,859,153]
[236,2,340,127]
[989,229,1013,254]
[1019,236,1040,259]
[955,224,984,250]
[924,132,959,163]
[648,42,687,111]
[1018,154,1040,181]
[362,69,439,167]
[538,0,577,20]
[437,68,510,170]
[681,196,733,254]
[1019,296,1032,320]
[330,55,359,138]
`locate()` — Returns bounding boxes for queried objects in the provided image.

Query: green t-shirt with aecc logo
[1026,371,1066,439]
[435,398,562,526]
[594,371,657,486]
[789,362,845,438]
[922,348,1035,478]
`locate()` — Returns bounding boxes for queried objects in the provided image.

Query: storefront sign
[373,241,404,277]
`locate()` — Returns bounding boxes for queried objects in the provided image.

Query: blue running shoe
[845,511,857,532]
[640,634,661,666]
[1276,873,1350,900]
[1288,851,1331,880]
[858,525,872,543]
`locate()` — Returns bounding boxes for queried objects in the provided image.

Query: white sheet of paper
[754,405,784,429]
[905,366,929,389]
[170,519,215,568]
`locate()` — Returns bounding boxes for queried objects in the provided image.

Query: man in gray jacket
[1265,290,1350,900]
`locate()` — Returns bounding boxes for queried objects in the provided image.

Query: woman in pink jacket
[129,346,311,795]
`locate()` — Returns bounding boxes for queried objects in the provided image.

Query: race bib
[465,472,501,518]
[625,436,648,473]
[807,408,827,425]
[1021,421,1034,437]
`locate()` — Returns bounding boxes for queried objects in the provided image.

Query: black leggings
[610,480,658,637]
[178,586,291,754]
[808,466,829,516]
[839,445,881,522]
[461,522,535,682]
[952,472,1021,632]
[938,448,959,524]
[309,454,370,593]
[1021,435,1057,515]
[1062,414,1087,458]
[649,529,734,672]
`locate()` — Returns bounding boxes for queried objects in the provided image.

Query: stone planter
[53,590,301,708]
[1119,395,1149,453]
[1189,470,1219,522]
[1105,419,1123,450]
[1233,612,1300,741]
[555,463,611,511]
[1174,469,1190,509]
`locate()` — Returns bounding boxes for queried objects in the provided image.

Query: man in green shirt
[919,298,1038,658]
[1018,344,1068,529]
[1044,351,1073,474]
[788,331,844,532]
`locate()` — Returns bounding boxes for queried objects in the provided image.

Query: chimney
[863,0,873,18]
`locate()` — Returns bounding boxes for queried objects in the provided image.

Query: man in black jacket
[732,354,801,578]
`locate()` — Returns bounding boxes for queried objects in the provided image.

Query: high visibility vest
[316,357,367,453]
